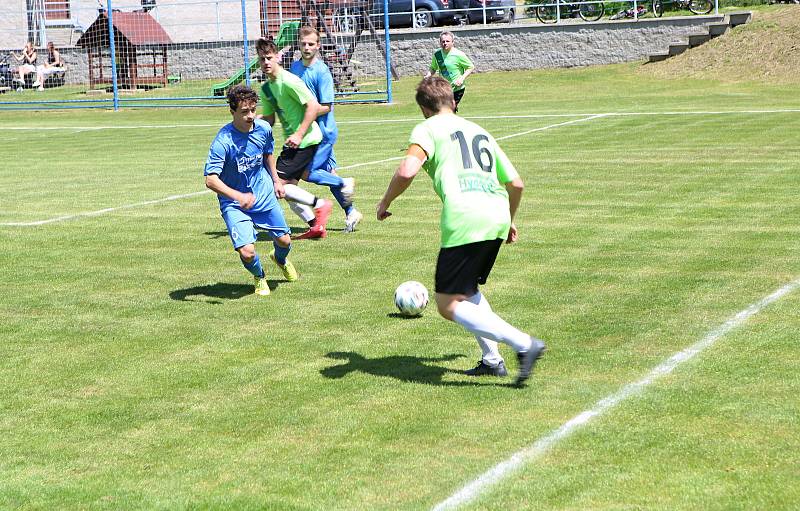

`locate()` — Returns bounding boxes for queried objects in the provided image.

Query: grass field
[1,63,799,510]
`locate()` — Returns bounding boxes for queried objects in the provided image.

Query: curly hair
[227,84,259,111]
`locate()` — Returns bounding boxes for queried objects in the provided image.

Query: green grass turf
[1,63,799,510]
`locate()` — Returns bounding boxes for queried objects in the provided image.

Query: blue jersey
[204,119,279,214]
[290,58,337,144]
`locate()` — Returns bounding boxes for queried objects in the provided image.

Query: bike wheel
[536,4,558,23]
[688,0,712,14]
[652,0,664,16]
[578,1,604,21]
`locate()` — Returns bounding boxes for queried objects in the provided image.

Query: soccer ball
[394,281,429,317]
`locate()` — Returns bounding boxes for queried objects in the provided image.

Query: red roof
[77,10,172,47]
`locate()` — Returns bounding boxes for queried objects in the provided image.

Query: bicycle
[609,3,648,19]
[652,0,712,16]
[534,0,605,23]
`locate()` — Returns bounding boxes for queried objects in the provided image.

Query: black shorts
[453,88,465,107]
[435,238,503,296]
[276,144,317,181]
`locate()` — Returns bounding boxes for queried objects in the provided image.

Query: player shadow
[169,281,281,304]
[204,228,345,242]
[321,351,514,388]
[286,225,346,236]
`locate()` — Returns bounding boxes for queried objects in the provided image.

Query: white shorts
[38,65,64,78]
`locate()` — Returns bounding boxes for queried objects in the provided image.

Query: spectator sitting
[33,42,65,91]
[10,41,37,86]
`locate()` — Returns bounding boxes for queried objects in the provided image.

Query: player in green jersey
[424,31,475,112]
[257,38,353,240]
[377,77,545,386]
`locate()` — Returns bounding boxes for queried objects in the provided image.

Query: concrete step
[707,22,729,37]
[727,11,752,27]
[688,33,712,47]
[668,41,689,56]
[648,53,670,63]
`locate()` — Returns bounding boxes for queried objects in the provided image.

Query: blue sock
[330,187,354,215]
[306,168,344,188]
[241,254,264,278]
[273,242,291,266]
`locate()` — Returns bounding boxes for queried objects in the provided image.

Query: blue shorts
[222,206,291,250]
[310,141,337,173]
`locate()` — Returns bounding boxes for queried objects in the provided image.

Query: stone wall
[10,16,723,86]
[387,16,723,76]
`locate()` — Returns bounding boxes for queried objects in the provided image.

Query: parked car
[456,0,517,23]
[334,0,464,31]
[385,0,464,27]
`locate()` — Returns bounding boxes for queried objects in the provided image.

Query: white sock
[466,292,503,367]
[288,201,315,223]
[284,183,317,207]
[452,299,532,353]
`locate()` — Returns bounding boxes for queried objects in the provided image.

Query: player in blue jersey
[290,26,363,232]
[204,85,299,296]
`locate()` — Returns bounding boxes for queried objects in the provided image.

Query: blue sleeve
[260,123,275,155]
[317,67,335,105]
[204,136,226,176]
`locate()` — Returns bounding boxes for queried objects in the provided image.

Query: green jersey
[409,113,518,248]
[259,69,322,148]
[430,48,474,92]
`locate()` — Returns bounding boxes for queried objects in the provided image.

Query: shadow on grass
[169,281,281,303]
[387,312,424,320]
[321,351,518,388]
[204,228,345,242]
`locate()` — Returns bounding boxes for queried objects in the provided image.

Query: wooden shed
[77,10,172,89]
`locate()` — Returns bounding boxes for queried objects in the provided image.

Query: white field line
[1,115,603,227]
[337,115,606,171]
[432,277,800,511]
[0,191,210,227]
[1,108,800,131]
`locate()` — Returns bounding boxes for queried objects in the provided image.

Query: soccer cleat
[32,80,41,87]
[344,208,363,233]
[464,360,508,377]
[270,250,299,282]
[253,276,271,296]
[314,200,333,230]
[340,177,355,202]
[292,224,327,240]
[515,338,546,386]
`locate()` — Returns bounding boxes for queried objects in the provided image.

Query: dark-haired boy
[377,77,545,386]
[204,85,298,296]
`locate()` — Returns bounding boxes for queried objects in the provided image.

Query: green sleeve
[457,52,475,71]
[409,123,435,160]
[430,51,440,72]
[288,77,314,106]
[494,143,519,184]
[259,84,275,117]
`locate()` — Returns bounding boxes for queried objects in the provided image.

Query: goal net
[0,0,392,109]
